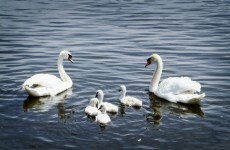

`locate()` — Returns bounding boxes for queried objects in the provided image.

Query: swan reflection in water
[119,103,142,116]
[146,92,204,126]
[23,88,74,120]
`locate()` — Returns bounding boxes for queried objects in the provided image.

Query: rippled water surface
[1,0,230,149]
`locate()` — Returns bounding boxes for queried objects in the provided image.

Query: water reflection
[146,92,204,125]
[23,88,73,113]
[57,102,75,121]
[119,103,142,116]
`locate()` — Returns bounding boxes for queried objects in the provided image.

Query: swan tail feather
[178,93,205,104]
[23,85,50,97]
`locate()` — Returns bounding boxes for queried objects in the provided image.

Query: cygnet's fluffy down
[85,98,101,117]
[95,104,111,126]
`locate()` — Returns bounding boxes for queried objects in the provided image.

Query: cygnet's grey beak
[118,89,121,92]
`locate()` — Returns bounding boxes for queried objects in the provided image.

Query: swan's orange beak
[145,60,151,67]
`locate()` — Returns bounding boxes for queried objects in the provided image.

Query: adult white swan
[22,50,73,97]
[145,54,205,104]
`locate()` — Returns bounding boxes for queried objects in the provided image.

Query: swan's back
[23,74,70,96]
[157,77,201,95]
[23,74,63,88]
[155,77,205,104]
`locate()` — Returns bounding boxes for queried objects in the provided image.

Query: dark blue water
[1,0,230,149]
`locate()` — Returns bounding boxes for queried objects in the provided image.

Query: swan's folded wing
[157,77,201,95]
[23,74,64,89]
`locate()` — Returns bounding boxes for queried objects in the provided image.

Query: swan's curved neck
[58,56,72,85]
[120,90,126,100]
[150,55,163,93]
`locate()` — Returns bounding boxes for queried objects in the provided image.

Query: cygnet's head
[95,90,104,102]
[145,54,160,67]
[99,104,106,113]
[119,85,126,93]
[95,90,103,97]
[60,50,73,63]
[89,98,99,108]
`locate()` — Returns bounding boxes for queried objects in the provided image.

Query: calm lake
[0,0,230,149]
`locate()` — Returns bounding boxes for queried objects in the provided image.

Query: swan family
[23,50,205,126]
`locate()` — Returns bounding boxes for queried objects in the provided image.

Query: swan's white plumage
[23,74,67,96]
[95,90,118,113]
[119,85,142,107]
[85,98,101,117]
[157,77,201,95]
[146,54,205,104]
[96,104,111,125]
[22,50,73,97]
[155,78,206,103]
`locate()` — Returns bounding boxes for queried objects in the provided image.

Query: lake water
[1,0,230,149]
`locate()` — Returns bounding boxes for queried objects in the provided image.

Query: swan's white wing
[157,77,201,95]
[22,74,68,96]
[23,74,64,89]
[155,77,205,104]
[175,93,205,104]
